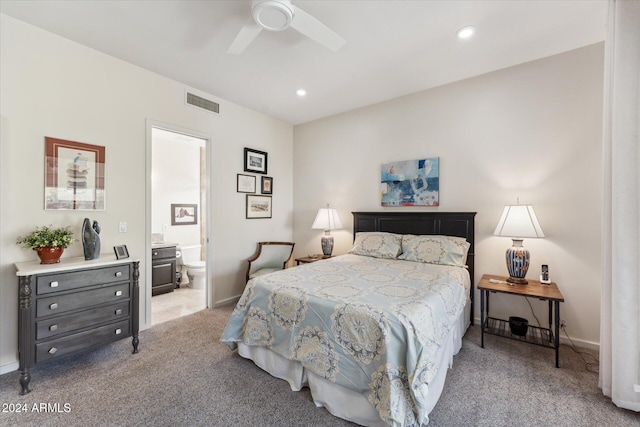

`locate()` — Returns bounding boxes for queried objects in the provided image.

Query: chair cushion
[249,268,281,280]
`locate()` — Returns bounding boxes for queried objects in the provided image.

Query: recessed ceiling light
[457,26,476,39]
[296,89,307,97]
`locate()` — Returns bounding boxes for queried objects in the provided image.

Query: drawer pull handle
[48,347,57,354]
[153,252,158,256]
[49,303,58,310]
[115,271,122,277]
[115,309,122,315]
[115,290,123,296]
[115,328,122,335]
[49,324,58,332]
[50,281,59,288]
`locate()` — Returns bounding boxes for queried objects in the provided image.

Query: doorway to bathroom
[148,125,210,326]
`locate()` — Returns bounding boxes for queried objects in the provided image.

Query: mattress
[221,254,471,426]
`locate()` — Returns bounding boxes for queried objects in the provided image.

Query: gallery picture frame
[246,194,272,219]
[261,176,273,194]
[44,136,106,210]
[237,174,256,193]
[171,203,198,225]
[244,148,268,174]
[113,245,129,260]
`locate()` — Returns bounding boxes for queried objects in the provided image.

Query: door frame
[144,119,214,329]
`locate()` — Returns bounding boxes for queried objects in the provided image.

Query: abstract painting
[381,157,439,206]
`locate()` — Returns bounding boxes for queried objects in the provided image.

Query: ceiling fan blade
[227,19,263,55]
[290,5,345,52]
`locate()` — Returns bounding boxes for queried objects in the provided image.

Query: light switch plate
[118,222,127,233]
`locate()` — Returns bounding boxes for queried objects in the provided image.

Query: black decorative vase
[82,218,101,260]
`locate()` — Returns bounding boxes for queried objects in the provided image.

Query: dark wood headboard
[352,211,477,324]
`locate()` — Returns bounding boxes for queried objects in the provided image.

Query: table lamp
[493,204,545,284]
[311,204,343,257]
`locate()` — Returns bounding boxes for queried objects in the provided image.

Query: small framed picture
[171,203,198,225]
[244,148,268,174]
[114,245,129,260]
[237,174,256,193]
[261,176,273,194]
[246,195,272,219]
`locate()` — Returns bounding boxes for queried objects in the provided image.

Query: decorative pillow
[398,235,470,267]
[348,232,402,259]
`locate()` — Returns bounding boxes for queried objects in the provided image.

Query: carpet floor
[1,305,637,427]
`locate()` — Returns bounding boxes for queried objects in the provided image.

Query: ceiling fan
[227,0,345,54]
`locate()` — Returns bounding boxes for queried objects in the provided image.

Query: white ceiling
[1,0,607,125]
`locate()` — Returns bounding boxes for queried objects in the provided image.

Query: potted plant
[16,225,74,264]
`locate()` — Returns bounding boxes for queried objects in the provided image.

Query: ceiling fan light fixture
[229,0,344,55]
[456,25,476,39]
[253,0,294,31]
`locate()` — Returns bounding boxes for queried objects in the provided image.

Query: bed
[221,212,476,427]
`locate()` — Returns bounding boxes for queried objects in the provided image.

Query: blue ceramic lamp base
[321,231,334,257]
[506,238,530,284]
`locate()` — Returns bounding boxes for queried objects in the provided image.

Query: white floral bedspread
[221,254,470,427]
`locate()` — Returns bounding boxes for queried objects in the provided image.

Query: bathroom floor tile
[151,286,206,326]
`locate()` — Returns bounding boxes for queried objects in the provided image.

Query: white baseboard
[213,295,240,308]
[0,361,19,375]
[472,316,600,351]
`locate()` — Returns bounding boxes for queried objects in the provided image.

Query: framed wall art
[246,195,272,219]
[381,157,439,206]
[244,148,268,174]
[45,137,106,210]
[171,203,198,225]
[261,176,273,194]
[237,174,256,193]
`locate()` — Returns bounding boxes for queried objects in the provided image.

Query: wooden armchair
[246,241,295,283]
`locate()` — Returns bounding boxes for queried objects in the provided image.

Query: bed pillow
[398,235,470,267]
[348,232,402,259]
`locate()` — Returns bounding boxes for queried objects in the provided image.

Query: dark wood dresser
[14,256,140,395]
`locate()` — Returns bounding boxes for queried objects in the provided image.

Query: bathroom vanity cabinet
[151,245,176,296]
[14,256,139,395]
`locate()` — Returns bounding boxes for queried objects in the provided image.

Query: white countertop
[151,242,178,249]
[15,255,139,276]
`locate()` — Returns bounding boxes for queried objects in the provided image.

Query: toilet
[176,245,206,289]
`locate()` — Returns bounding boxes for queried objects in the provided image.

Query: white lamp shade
[493,205,545,238]
[311,208,343,231]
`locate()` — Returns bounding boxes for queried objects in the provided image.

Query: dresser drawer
[36,264,130,295]
[35,319,130,363]
[36,301,130,340]
[36,283,130,318]
[152,247,176,260]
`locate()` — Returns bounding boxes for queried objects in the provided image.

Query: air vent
[186,92,220,114]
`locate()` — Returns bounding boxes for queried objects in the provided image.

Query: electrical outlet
[560,320,566,329]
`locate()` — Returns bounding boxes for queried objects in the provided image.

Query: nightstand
[478,273,565,367]
[295,255,332,265]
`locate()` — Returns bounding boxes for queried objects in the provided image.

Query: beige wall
[293,43,604,347]
[0,15,293,372]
